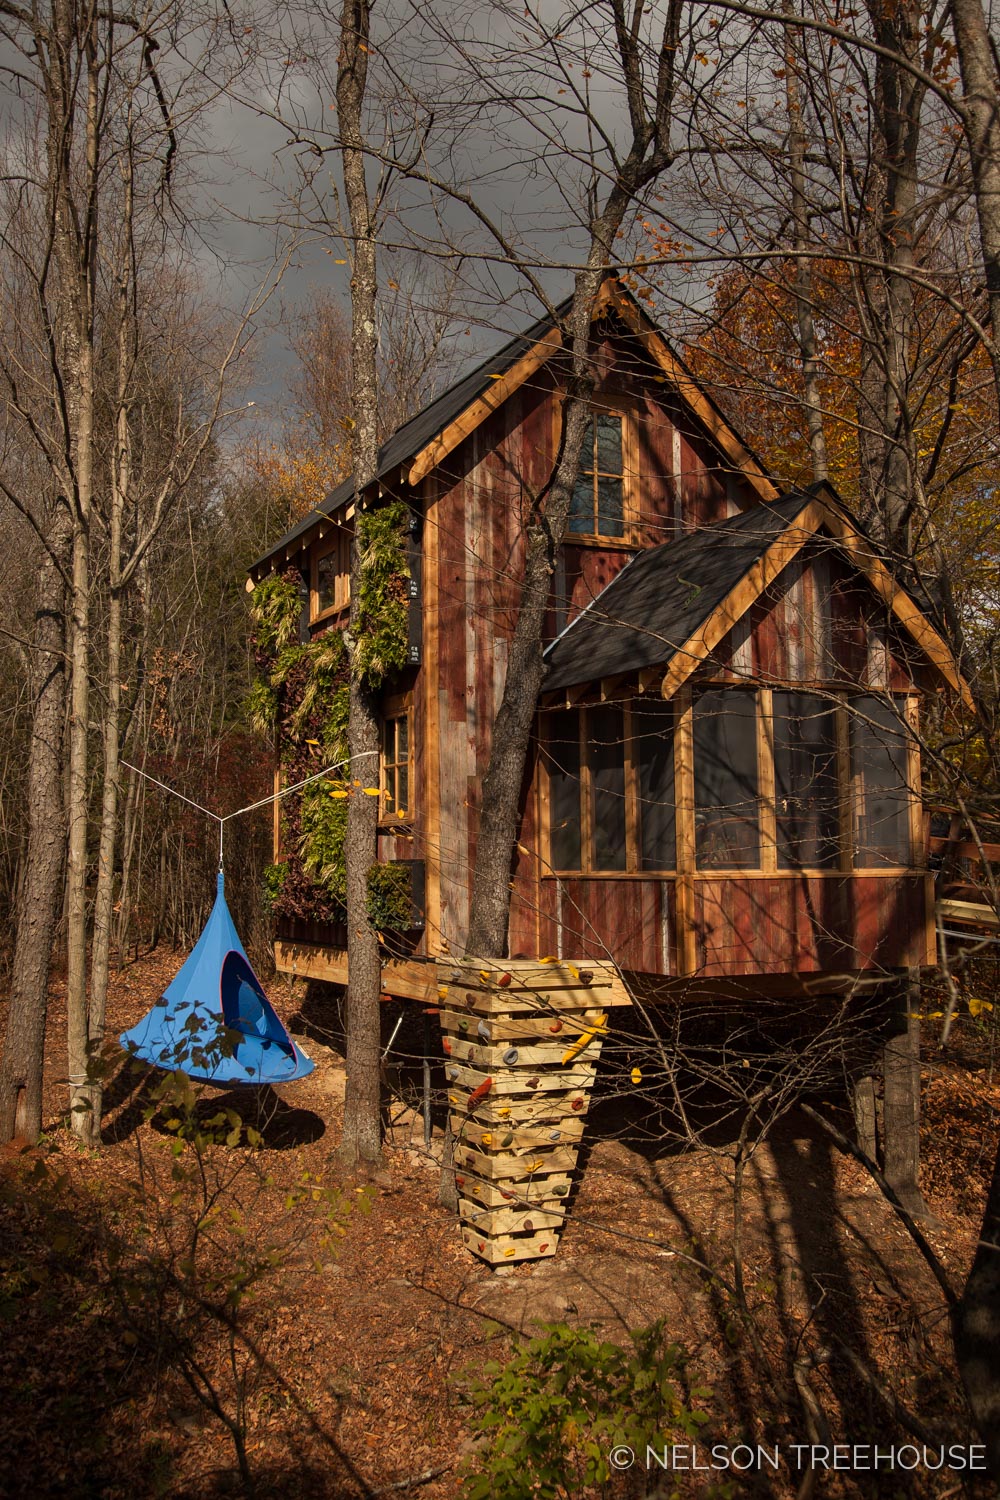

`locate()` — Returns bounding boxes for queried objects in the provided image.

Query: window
[850,695,911,867]
[311,513,352,621]
[569,412,625,539]
[773,691,840,869]
[693,690,760,868]
[381,706,411,820]
[637,699,676,870]
[543,701,675,873]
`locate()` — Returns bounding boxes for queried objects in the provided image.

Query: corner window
[773,691,840,869]
[850,695,911,867]
[543,701,675,873]
[569,412,625,539]
[311,511,352,621]
[381,703,411,821]
[693,690,760,868]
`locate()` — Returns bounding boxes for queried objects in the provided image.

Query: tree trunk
[0,504,71,1143]
[951,0,1000,392]
[882,969,924,1217]
[954,1139,1000,1479]
[336,0,384,1168]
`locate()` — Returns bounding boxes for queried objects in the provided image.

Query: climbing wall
[436,958,622,1265]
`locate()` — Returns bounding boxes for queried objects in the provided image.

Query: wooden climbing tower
[436,957,628,1265]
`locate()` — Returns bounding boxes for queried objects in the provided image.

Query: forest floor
[1,950,999,1500]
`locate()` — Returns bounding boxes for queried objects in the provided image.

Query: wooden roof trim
[407,326,563,487]
[819,506,973,707]
[658,500,824,700]
[654,494,971,706]
[405,278,778,498]
[601,284,780,505]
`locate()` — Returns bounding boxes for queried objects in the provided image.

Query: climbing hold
[526,1076,540,1090]
[500,1189,515,1200]
[437,986,449,1000]
[467,1077,493,1110]
[498,972,512,987]
[479,969,491,983]
[477,1020,491,1043]
[441,1036,452,1055]
[578,970,594,985]
[524,1158,545,1173]
[447,1067,459,1081]
[477,1242,485,1253]
[571,1097,583,1111]
[631,1066,642,1085]
[561,1015,608,1065]
[502,1047,519,1066]
[455,1175,465,1188]
[459,1019,469,1032]
[467,1047,476,1062]
[501,1132,514,1147]
[549,1130,561,1141]
[538,1242,549,1253]
[465,992,478,1005]
[548,1020,563,1034]
[481,1132,492,1146]
[504,1247,516,1257]
[498,1107,511,1119]
[553,1184,569,1196]
[523,1220,534,1233]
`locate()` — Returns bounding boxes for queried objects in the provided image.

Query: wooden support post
[882,968,925,1216]
[436,957,618,1264]
[674,687,697,977]
[851,1074,878,1162]
[422,1009,432,1150]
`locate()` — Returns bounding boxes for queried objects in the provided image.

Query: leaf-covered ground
[1,951,998,1500]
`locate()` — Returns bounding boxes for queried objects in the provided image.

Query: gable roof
[249,278,776,578]
[543,485,971,705]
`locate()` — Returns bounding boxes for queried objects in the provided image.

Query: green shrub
[366,862,413,931]
[261,861,287,910]
[461,1321,711,1500]
[250,572,302,655]
[299,781,348,906]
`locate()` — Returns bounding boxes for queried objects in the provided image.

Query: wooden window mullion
[580,708,593,873]
[674,686,696,975]
[758,687,777,872]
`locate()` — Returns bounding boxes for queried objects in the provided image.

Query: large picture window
[693,690,760,868]
[543,701,675,873]
[773,691,840,869]
[569,412,625,539]
[850,695,911,867]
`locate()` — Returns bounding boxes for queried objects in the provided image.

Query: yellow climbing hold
[631,1066,642,1085]
[561,1014,609,1065]
[480,1132,492,1146]
[504,1247,516,1257]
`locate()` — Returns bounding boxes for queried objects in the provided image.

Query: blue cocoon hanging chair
[120,872,314,1085]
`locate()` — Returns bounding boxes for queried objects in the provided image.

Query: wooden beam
[423,475,443,953]
[274,943,439,1002]
[819,506,972,707]
[758,687,777,872]
[407,327,563,487]
[602,284,780,505]
[674,686,697,976]
[659,502,824,701]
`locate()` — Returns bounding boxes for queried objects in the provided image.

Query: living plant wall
[247,501,414,932]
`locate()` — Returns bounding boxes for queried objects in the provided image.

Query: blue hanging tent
[121,872,314,1085]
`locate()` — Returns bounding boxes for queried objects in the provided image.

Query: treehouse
[248,277,967,1262]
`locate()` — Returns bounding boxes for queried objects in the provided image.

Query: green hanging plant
[250,572,302,656]
[366,862,413,931]
[289,629,348,738]
[323,682,351,768]
[299,780,349,907]
[246,679,278,735]
[353,502,410,687]
[262,861,288,909]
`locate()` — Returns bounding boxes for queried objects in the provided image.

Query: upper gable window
[310,510,352,622]
[569,412,625,540]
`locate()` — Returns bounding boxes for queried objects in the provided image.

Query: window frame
[542,686,920,879]
[310,508,353,624]
[379,694,414,826]
[558,399,638,547]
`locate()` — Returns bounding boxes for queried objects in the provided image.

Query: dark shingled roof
[542,492,814,692]
[250,296,575,574]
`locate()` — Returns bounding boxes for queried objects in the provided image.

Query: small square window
[569,413,625,539]
[311,515,352,621]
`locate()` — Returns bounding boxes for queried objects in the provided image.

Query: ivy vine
[246,505,414,930]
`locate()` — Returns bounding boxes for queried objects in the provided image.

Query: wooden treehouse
[248,277,967,1263]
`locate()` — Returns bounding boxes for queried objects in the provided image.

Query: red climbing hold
[467,1077,493,1109]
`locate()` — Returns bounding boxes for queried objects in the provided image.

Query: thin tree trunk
[337,0,384,1168]
[783,1,828,483]
[951,0,1000,392]
[0,504,71,1143]
[882,969,925,1217]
